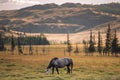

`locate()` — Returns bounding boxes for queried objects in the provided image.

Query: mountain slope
[0,3,120,33]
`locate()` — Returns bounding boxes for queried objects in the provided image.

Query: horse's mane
[47,57,58,68]
[52,57,58,60]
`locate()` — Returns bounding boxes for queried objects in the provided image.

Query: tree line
[0,32,50,54]
[82,24,120,57]
[0,24,120,56]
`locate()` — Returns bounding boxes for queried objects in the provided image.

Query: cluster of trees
[83,24,120,57]
[0,32,50,55]
[66,33,79,56]
[4,33,50,45]
[16,33,49,55]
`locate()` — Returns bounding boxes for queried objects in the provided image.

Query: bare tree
[74,43,79,55]
[11,34,15,55]
[17,33,23,55]
[66,33,72,56]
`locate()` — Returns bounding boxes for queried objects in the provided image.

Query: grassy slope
[0,45,120,80]
[0,6,118,33]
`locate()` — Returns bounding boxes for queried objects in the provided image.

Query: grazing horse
[46,57,73,74]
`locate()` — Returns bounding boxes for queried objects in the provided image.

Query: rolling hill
[0,3,120,42]
[0,3,120,34]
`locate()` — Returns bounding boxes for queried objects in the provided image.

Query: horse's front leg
[67,66,70,74]
[52,67,54,74]
[56,68,59,74]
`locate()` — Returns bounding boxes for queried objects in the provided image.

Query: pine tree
[11,34,15,54]
[111,30,119,57]
[39,33,50,45]
[88,30,95,56]
[105,24,112,56]
[98,31,103,56]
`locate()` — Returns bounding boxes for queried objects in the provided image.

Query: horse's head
[46,68,50,75]
[46,57,58,74]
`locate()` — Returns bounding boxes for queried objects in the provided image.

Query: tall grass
[0,45,120,80]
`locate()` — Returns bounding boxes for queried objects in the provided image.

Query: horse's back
[54,58,72,67]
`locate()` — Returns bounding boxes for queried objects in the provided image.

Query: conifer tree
[105,24,112,56]
[98,31,103,56]
[111,30,119,57]
[88,30,95,55]
[39,33,49,45]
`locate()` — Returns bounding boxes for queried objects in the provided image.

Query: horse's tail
[70,59,73,73]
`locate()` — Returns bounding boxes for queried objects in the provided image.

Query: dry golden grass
[0,45,120,80]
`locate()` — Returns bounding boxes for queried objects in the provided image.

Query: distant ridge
[0,3,120,33]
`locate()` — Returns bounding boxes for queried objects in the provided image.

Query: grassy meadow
[0,45,120,80]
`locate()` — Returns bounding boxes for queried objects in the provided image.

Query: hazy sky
[0,0,120,10]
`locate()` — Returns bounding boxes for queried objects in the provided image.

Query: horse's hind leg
[56,68,59,74]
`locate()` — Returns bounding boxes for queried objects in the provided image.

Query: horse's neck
[47,62,52,69]
[47,64,51,69]
[47,59,56,68]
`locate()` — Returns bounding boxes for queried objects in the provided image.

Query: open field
[0,45,120,80]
